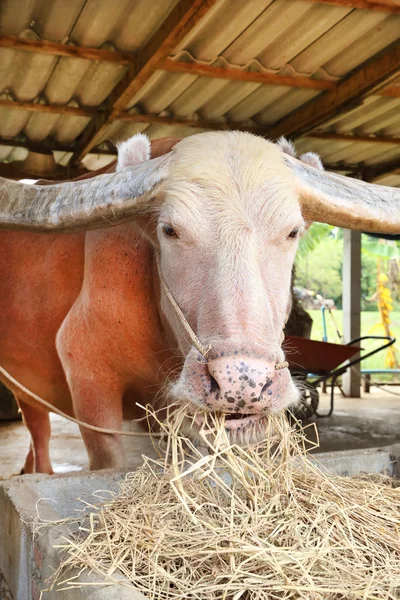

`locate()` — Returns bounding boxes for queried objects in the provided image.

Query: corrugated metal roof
[0,0,398,184]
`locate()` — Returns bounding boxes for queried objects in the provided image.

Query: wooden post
[342,229,361,397]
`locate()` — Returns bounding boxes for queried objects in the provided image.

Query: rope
[0,365,157,437]
[275,360,289,370]
[156,253,212,358]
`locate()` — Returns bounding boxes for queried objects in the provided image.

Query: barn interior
[0,0,399,595]
[0,0,400,456]
[1,0,399,470]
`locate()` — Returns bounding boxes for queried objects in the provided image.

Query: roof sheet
[0,0,398,184]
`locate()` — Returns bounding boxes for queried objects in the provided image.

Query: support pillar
[342,229,361,397]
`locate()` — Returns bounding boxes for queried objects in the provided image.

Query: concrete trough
[1,445,399,600]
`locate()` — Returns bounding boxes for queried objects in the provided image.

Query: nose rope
[156,254,288,371]
[156,254,212,358]
[277,330,289,370]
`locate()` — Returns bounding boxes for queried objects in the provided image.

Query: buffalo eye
[162,224,177,237]
[288,227,299,239]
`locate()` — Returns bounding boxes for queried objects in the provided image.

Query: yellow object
[369,271,398,368]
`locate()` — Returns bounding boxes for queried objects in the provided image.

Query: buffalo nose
[207,355,277,412]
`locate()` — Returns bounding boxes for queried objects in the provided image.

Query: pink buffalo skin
[0,133,301,473]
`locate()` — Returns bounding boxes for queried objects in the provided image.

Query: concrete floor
[0,387,399,479]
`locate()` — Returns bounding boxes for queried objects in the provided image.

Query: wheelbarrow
[285,335,396,418]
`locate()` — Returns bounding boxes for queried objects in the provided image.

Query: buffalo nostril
[260,379,273,397]
[209,374,220,394]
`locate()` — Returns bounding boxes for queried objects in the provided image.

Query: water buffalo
[0,131,398,473]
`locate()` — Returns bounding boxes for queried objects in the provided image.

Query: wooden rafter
[306,131,400,144]
[69,0,217,166]
[0,136,116,156]
[0,33,397,98]
[322,162,360,174]
[265,42,400,140]
[1,106,399,152]
[305,0,400,12]
[160,59,397,97]
[117,111,269,135]
[363,159,400,182]
[380,85,400,98]
[0,35,134,64]
[161,59,336,90]
[0,86,396,134]
[0,98,95,118]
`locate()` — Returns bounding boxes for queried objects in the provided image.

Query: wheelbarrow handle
[344,335,396,368]
[313,336,395,385]
[313,335,395,418]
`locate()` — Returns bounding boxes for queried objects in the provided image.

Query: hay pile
[48,408,400,599]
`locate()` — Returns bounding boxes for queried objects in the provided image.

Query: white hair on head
[116,133,151,171]
[299,152,324,171]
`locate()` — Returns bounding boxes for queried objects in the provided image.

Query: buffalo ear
[276,136,324,171]
[117,134,151,171]
[115,135,181,171]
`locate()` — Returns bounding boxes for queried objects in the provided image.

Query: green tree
[296,236,343,307]
[295,225,389,311]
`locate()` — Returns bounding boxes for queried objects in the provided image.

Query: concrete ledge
[1,445,399,599]
[0,470,146,599]
[314,443,400,478]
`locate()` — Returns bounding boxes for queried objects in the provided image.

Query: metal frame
[311,335,396,417]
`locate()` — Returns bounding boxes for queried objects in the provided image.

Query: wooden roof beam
[116,110,270,135]
[69,0,217,166]
[0,136,116,156]
[1,32,397,97]
[380,85,400,98]
[305,0,400,13]
[363,159,400,182]
[161,59,397,96]
[118,115,400,146]
[1,100,262,135]
[0,35,134,64]
[0,98,96,117]
[1,104,399,151]
[161,59,336,90]
[306,131,400,144]
[265,42,400,140]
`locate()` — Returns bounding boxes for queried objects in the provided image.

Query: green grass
[308,309,400,375]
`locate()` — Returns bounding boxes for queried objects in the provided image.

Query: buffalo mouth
[194,411,265,431]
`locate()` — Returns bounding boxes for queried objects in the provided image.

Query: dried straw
[46,407,400,599]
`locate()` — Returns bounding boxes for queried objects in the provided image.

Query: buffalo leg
[21,443,34,474]
[18,399,53,474]
[66,375,127,470]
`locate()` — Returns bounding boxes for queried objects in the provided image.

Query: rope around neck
[156,253,288,371]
